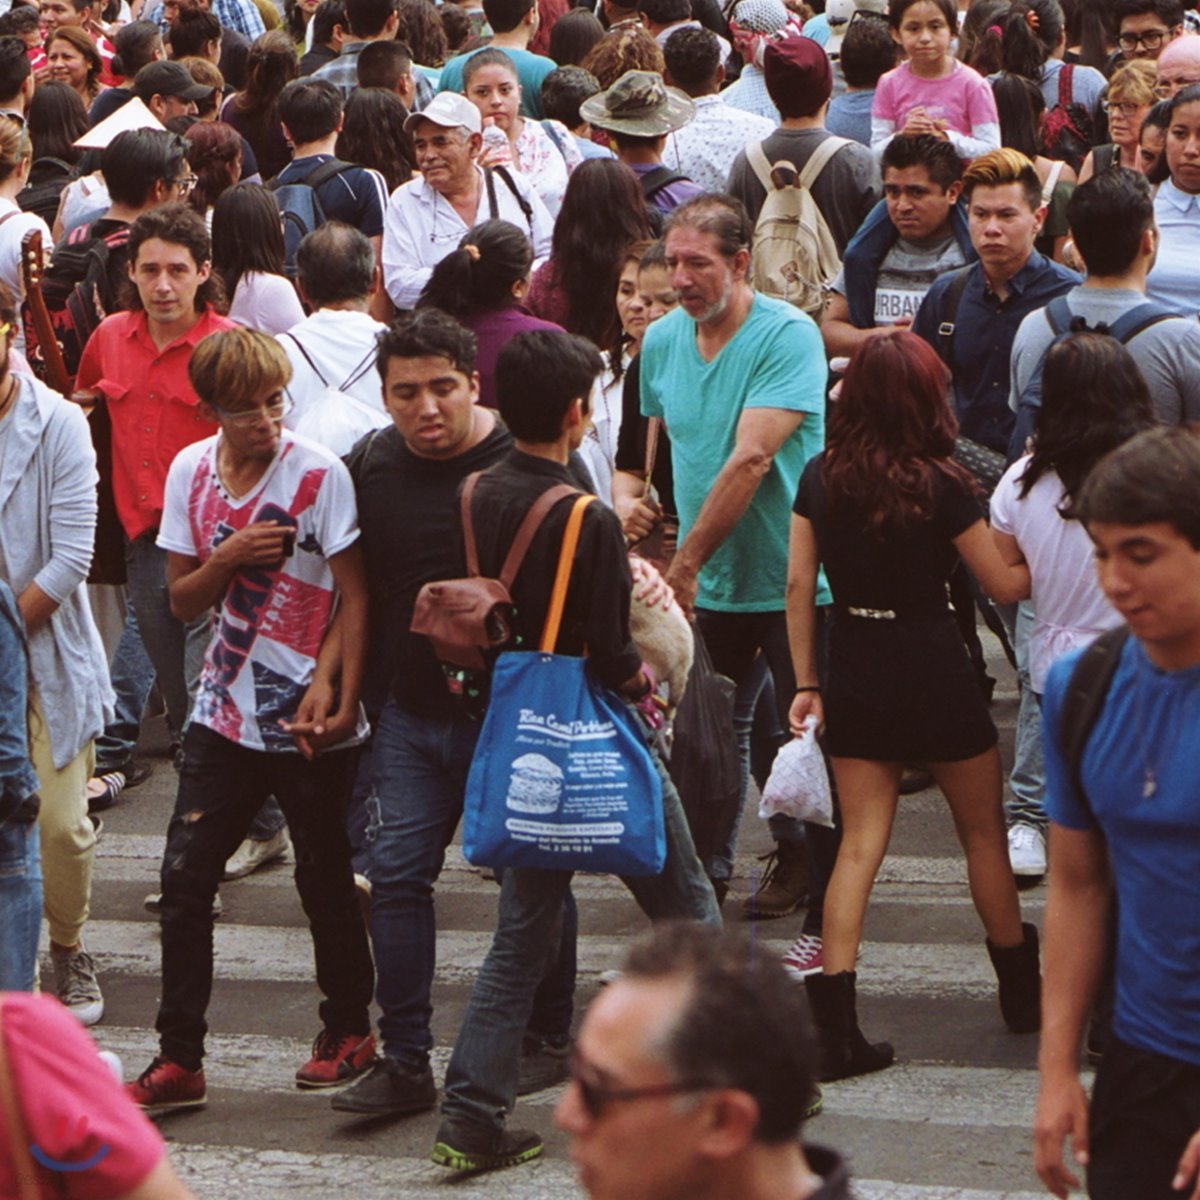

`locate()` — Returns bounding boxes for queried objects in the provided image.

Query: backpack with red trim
[1042,64,1094,174]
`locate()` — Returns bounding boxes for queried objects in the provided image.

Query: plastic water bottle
[481,119,513,167]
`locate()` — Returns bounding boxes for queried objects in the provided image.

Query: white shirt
[280,308,389,432]
[1147,179,1200,318]
[720,64,780,124]
[990,458,1120,693]
[663,94,776,193]
[0,198,52,356]
[229,271,305,335]
[382,163,554,310]
[577,349,629,506]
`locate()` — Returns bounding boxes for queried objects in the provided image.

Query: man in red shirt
[36,0,117,83]
[75,203,233,748]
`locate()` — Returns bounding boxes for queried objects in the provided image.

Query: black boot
[804,970,895,1082]
[987,921,1041,1034]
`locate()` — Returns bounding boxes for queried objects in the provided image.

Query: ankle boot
[987,921,1041,1034]
[804,970,895,1082]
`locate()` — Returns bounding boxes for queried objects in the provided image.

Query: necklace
[1131,647,1163,799]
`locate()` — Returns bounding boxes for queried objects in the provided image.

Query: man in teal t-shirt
[639,193,833,938]
[435,0,556,118]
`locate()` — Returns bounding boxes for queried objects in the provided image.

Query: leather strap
[540,494,593,653]
[460,475,580,589]
[0,1004,42,1200]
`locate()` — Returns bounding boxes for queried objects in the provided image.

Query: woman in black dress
[787,331,1040,1081]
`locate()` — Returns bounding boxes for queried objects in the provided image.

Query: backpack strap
[798,135,850,191]
[643,416,661,498]
[1044,295,1073,337]
[1059,625,1130,815]
[638,165,689,202]
[746,139,774,192]
[488,165,535,230]
[540,494,594,653]
[282,331,329,386]
[1041,158,1066,205]
[1058,62,1074,106]
[0,211,20,232]
[540,118,570,162]
[267,157,357,192]
[935,265,974,367]
[1106,301,1179,345]
[484,166,499,221]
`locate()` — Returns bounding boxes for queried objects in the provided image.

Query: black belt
[833,601,950,622]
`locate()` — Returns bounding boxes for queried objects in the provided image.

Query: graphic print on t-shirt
[157,431,360,751]
[873,234,967,326]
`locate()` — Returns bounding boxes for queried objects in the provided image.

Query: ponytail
[417,219,532,318]
[1000,0,1065,81]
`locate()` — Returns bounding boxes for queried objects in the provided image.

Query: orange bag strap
[0,1004,43,1200]
[539,494,594,653]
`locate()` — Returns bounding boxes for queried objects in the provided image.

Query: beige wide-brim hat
[580,69,696,136]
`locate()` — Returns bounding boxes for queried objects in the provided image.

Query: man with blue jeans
[433,327,719,1173]
[636,193,833,969]
[336,310,577,1117]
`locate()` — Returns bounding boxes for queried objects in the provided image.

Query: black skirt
[823,611,997,763]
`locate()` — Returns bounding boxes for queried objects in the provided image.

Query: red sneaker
[126,1056,206,1112]
[295,1030,377,1089]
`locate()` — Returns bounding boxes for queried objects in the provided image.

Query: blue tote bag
[462,495,666,876]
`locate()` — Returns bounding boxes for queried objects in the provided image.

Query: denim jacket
[842,199,976,330]
[0,581,39,826]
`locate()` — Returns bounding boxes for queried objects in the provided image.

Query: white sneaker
[223,828,291,880]
[51,943,104,1026]
[1008,824,1047,877]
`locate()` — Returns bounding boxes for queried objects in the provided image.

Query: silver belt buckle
[848,606,896,620]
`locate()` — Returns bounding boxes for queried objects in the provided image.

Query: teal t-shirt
[640,293,832,613]
[435,46,556,119]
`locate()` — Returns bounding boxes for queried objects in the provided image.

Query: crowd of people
[0,0,1198,1194]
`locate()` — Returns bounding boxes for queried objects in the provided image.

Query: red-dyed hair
[822,330,976,530]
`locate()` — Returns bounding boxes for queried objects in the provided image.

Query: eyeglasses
[568,1054,717,1120]
[1154,77,1200,98]
[1101,98,1145,115]
[210,394,294,426]
[173,172,198,196]
[1118,27,1170,50]
[0,321,11,339]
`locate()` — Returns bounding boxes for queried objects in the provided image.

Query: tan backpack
[746,136,848,321]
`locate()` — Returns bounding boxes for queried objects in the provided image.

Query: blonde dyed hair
[0,115,31,185]
[188,327,292,412]
[1108,58,1158,107]
[961,147,1041,209]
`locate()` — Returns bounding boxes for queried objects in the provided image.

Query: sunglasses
[568,1053,717,1119]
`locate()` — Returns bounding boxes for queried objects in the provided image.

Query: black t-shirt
[613,354,675,519]
[346,419,512,719]
[468,449,641,692]
[793,454,983,610]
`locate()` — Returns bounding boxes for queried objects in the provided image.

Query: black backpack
[639,165,690,236]
[18,157,77,228]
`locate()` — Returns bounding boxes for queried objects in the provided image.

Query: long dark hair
[823,331,976,530]
[547,159,652,347]
[990,73,1046,160]
[417,219,531,317]
[231,30,298,144]
[336,88,416,192]
[1000,0,1065,83]
[211,183,287,296]
[26,81,87,163]
[183,120,242,214]
[1061,0,1112,71]
[960,0,1009,73]
[1020,331,1156,510]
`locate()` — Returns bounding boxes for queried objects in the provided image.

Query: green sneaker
[431,1119,543,1172]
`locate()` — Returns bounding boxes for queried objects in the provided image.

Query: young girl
[872,0,1000,160]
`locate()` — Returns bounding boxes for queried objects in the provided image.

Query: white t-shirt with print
[158,429,361,752]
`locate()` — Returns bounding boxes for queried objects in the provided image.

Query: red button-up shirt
[76,307,235,542]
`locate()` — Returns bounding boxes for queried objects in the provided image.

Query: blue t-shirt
[826,89,874,146]
[640,294,831,613]
[1043,636,1200,1066]
[436,46,556,119]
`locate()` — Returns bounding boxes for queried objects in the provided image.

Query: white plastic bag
[758,716,834,827]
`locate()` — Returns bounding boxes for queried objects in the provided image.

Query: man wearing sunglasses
[124,326,376,1111]
[555,923,851,1200]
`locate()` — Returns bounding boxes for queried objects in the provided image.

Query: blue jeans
[1005,602,1046,831]
[441,722,719,1133]
[367,700,577,1068]
[0,819,41,991]
[94,602,157,772]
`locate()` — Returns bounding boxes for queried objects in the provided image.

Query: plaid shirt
[145,0,264,39]
[309,42,434,107]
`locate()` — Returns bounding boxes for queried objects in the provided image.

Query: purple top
[628,160,706,216]
[461,302,564,409]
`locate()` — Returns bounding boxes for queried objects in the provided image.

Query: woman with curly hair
[183,121,243,220]
[526,157,652,345]
[220,29,298,180]
[788,331,1037,1082]
[397,0,450,76]
[580,22,664,89]
[336,88,416,192]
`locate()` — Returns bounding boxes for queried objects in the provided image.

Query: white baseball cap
[826,0,889,55]
[404,92,482,136]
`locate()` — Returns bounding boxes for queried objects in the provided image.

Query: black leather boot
[804,970,895,1082]
[986,921,1042,1034]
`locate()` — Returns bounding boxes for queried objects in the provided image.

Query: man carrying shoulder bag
[425,328,720,1174]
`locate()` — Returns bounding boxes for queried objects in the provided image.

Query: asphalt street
[51,628,1059,1200]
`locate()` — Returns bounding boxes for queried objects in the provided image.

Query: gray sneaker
[51,944,104,1026]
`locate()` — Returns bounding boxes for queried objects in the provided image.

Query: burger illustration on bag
[506,753,565,814]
